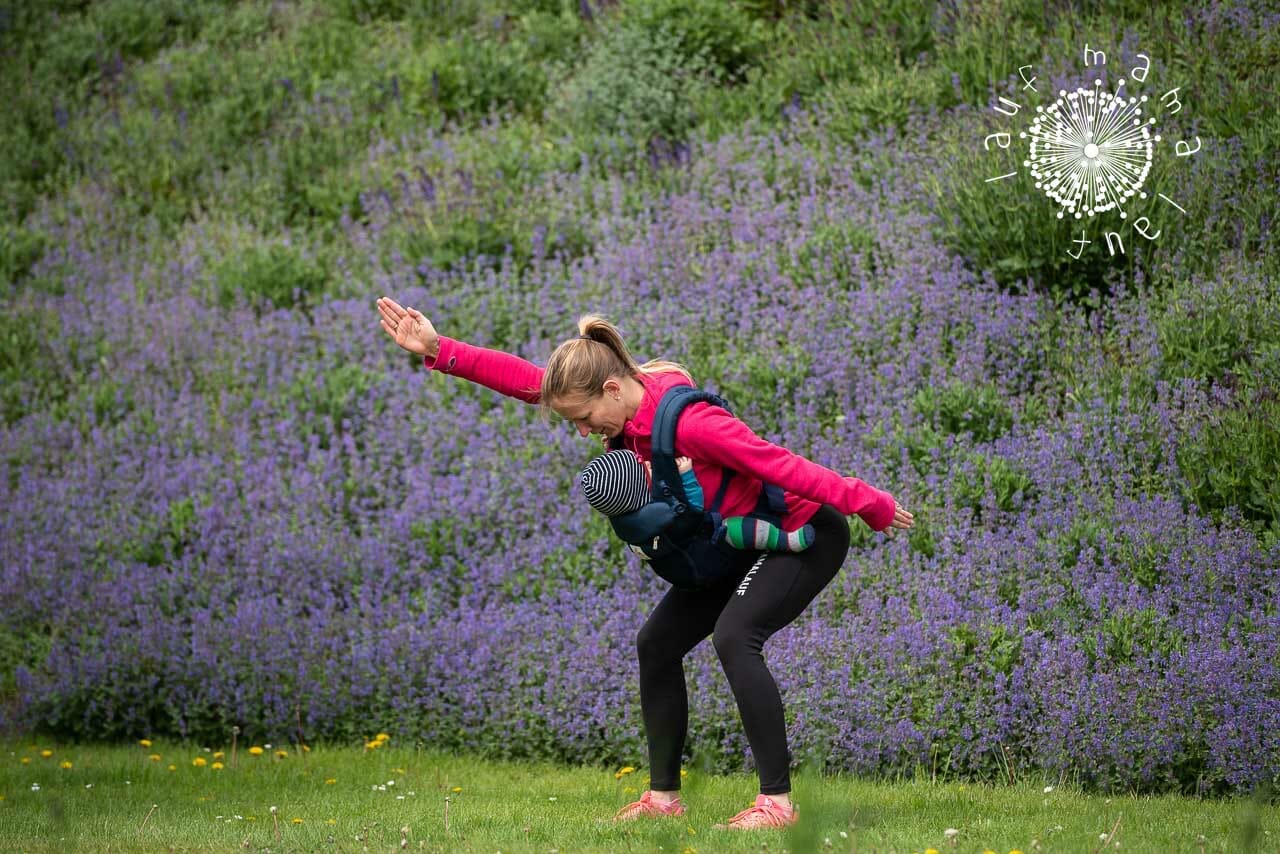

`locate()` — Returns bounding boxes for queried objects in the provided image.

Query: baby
[580,449,815,555]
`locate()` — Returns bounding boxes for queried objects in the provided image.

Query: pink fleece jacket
[424,337,898,532]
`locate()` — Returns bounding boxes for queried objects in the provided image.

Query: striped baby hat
[580,449,651,517]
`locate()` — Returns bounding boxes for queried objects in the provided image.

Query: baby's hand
[675,456,693,473]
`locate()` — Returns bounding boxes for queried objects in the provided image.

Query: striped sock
[723,518,815,552]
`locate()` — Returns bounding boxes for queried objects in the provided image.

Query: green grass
[1,739,1275,852]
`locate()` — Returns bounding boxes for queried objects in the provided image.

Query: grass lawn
[0,738,1275,853]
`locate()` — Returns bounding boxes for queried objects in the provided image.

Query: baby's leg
[723,517,815,552]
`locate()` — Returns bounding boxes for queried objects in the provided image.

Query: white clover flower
[386,780,395,786]
[1043,785,1054,793]
[945,828,959,839]
[548,796,557,802]
[839,831,848,839]
[396,795,405,800]
[85,784,93,789]
[270,806,278,815]
[31,783,40,792]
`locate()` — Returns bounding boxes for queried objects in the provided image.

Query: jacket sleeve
[673,403,898,531]
[423,336,544,404]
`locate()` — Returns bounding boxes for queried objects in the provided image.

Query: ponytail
[540,315,692,414]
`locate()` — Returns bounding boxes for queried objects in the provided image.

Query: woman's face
[553,383,628,440]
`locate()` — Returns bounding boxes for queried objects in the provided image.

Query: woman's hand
[377,296,440,358]
[883,502,915,539]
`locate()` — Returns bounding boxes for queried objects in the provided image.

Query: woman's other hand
[884,502,915,538]
[377,296,440,358]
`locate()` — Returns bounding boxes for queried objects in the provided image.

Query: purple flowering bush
[2,0,1278,796]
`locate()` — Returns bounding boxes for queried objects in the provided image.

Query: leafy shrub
[953,450,1036,519]
[623,0,766,82]
[394,31,548,122]
[913,379,1015,443]
[1177,393,1280,530]
[0,308,67,425]
[552,19,717,149]
[212,243,328,310]
[0,226,47,288]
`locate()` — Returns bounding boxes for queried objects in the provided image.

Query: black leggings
[635,504,852,795]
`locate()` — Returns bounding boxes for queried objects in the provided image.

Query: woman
[376,296,914,830]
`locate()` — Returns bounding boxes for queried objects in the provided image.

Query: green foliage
[949,622,1022,677]
[0,226,48,288]
[623,0,767,82]
[0,307,67,425]
[953,451,1036,519]
[283,362,386,449]
[913,380,1015,444]
[794,219,884,283]
[212,243,329,311]
[513,7,589,65]
[0,625,53,708]
[1177,393,1280,531]
[400,32,549,122]
[1082,606,1186,666]
[552,18,718,149]
[123,497,200,568]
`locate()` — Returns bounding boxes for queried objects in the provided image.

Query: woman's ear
[603,378,622,401]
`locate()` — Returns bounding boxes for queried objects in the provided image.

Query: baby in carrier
[580,449,815,559]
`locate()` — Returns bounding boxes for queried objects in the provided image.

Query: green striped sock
[724,518,815,552]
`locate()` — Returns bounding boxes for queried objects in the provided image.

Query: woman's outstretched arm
[377,296,544,404]
[674,402,913,535]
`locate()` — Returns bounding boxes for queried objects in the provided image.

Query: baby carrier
[607,385,789,590]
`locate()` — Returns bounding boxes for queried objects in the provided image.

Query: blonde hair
[540,315,691,414]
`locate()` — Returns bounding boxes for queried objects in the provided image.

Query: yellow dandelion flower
[213,751,224,760]
[614,766,636,779]
[193,757,207,767]
[326,819,337,825]
[1010,850,1025,854]
[302,745,310,753]
[248,746,264,756]
[451,786,462,793]
[212,762,224,770]
[40,750,52,758]
[291,817,303,824]
[983,850,997,854]
[375,732,390,742]
[149,754,162,762]
[20,758,30,765]
[275,750,288,759]
[324,778,337,785]
[393,767,406,774]
[0,795,5,800]
[926,849,940,854]
[139,739,152,748]
[680,769,688,777]
[167,764,177,772]
[60,761,73,770]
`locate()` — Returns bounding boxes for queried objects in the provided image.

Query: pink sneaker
[613,791,686,821]
[714,794,798,830]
